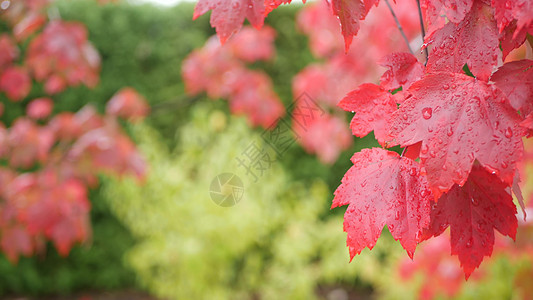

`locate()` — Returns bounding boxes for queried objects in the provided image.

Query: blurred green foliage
[0,1,376,296]
[104,103,403,299]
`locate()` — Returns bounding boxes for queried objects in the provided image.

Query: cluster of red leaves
[399,139,533,299]
[291,1,420,163]
[182,26,284,128]
[194,0,533,279]
[0,1,149,261]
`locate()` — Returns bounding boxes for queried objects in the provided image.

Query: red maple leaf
[422,165,518,278]
[379,52,424,91]
[493,0,533,33]
[106,87,150,123]
[498,21,529,60]
[338,83,397,145]
[330,0,375,52]
[426,0,499,81]
[421,0,473,35]
[193,0,266,44]
[491,59,533,117]
[332,148,432,259]
[0,66,31,101]
[0,34,18,69]
[27,97,53,120]
[389,72,523,197]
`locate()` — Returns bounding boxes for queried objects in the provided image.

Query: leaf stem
[384,0,413,55]
[401,146,408,157]
[415,0,429,65]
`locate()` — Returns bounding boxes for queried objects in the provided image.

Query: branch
[384,0,414,55]
[416,0,429,65]
[149,94,201,115]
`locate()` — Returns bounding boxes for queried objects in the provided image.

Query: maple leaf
[421,0,473,35]
[0,34,18,69]
[399,234,472,299]
[379,52,424,91]
[0,66,31,101]
[292,110,352,164]
[27,97,53,120]
[389,72,523,197]
[338,83,397,145]
[491,59,533,117]
[426,0,499,81]
[193,0,266,44]
[330,0,375,52]
[493,0,533,33]
[423,165,518,278]
[7,119,55,169]
[106,87,150,123]
[332,148,432,259]
[26,21,100,92]
[226,26,276,62]
[264,0,302,15]
[0,225,33,263]
[498,21,528,60]
[228,70,285,128]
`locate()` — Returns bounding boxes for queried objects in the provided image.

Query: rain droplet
[504,127,513,138]
[466,238,473,248]
[422,107,433,119]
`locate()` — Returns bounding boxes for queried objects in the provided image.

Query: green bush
[103,103,403,299]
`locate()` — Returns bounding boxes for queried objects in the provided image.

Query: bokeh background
[0,1,532,299]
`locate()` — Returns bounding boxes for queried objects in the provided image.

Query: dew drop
[447,126,453,136]
[421,144,429,154]
[504,127,513,138]
[422,107,433,119]
[466,238,473,248]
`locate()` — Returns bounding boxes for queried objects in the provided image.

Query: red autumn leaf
[493,0,533,33]
[47,179,90,256]
[422,165,518,278]
[389,72,523,197]
[44,75,67,95]
[26,21,100,91]
[182,37,241,98]
[193,0,266,44]
[399,234,471,299]
[7,118,55,168]
[0,225,33,263]
[338,83,396,145]
[426,0,499,81]
[264,0,299,15]
[491,59,533,117]
[330,0,372,52]
[421,0,473,35]
[68,124,146,181]
[332,148,432,259]
[498,21,528,60]
[0,34,18,68]
[0,66,32,101]
[27,97,53,120]
[228,70,285,128]
[292,111,352,164]
[13,12,47,41]
[379,52,424,91]
[226,26,276,62]
[106,87,150,122]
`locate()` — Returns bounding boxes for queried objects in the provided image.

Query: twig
[384,0,413,55]
[416,0,429,65]
[149,95,201,115]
